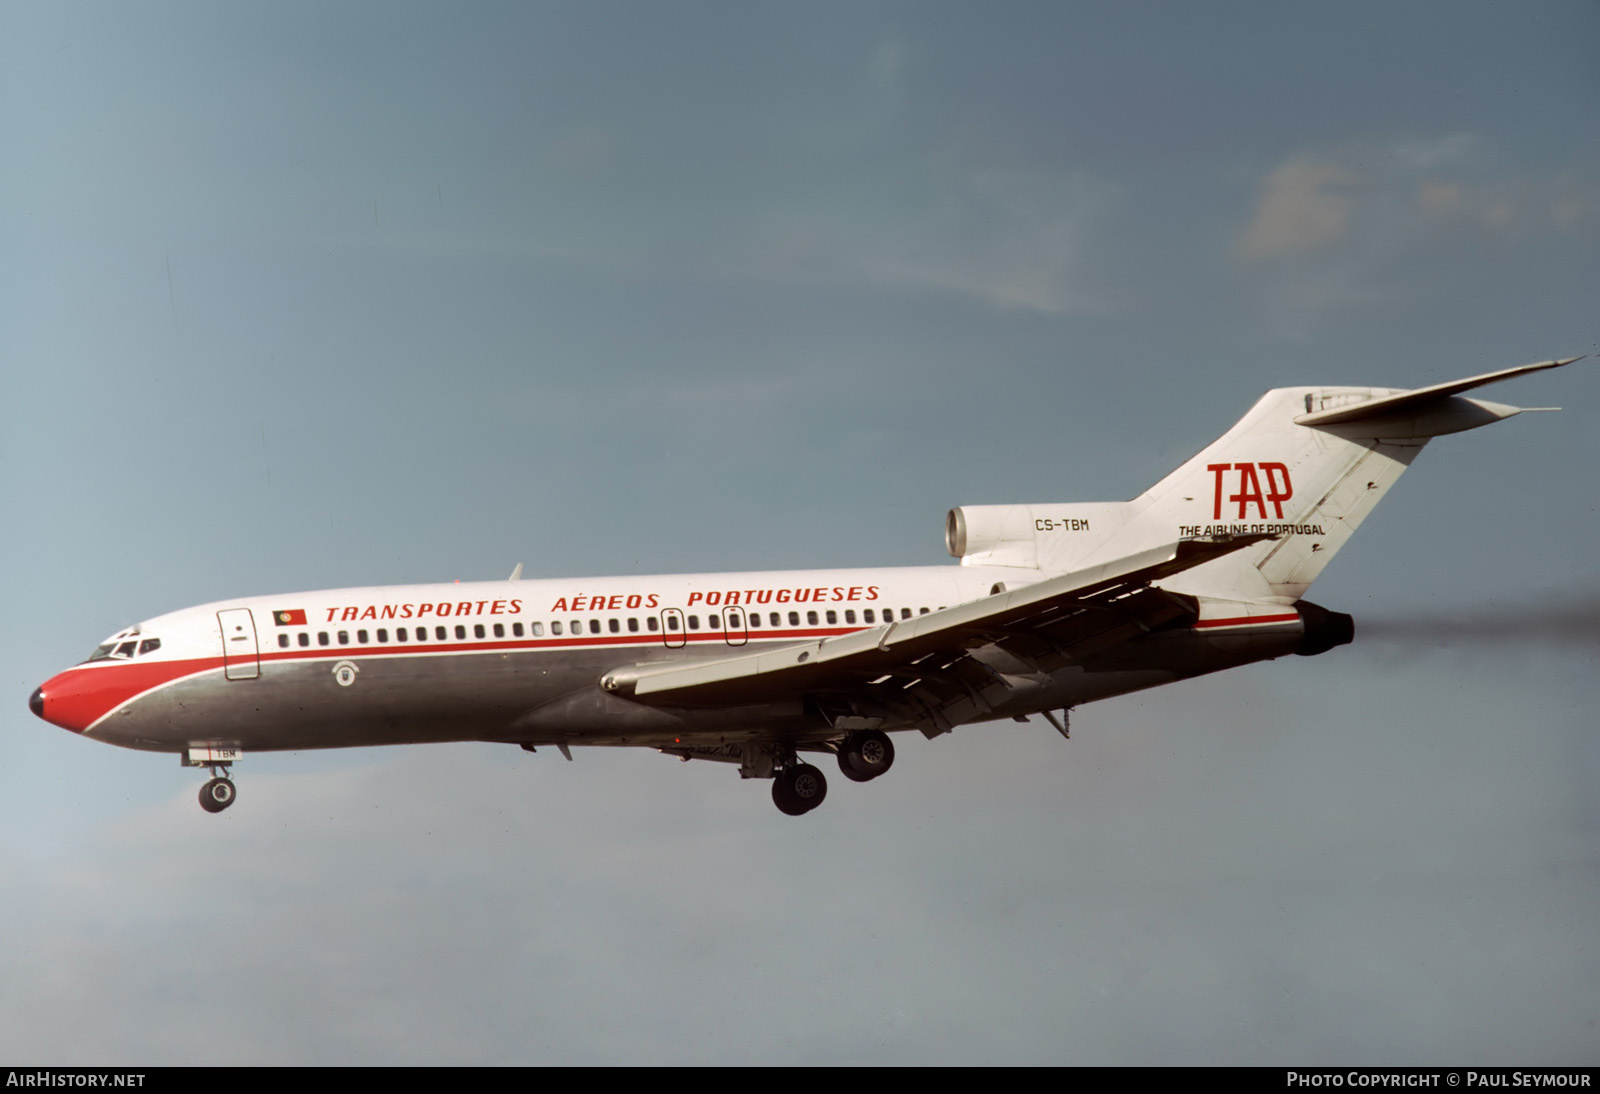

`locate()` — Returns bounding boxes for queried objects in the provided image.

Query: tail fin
[1109,356,1581,601]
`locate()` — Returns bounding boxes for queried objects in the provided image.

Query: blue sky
[2,1,1596,1064]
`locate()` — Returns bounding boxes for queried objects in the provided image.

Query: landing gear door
[217,609,260,680]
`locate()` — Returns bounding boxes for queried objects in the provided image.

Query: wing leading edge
[599,535,1272,727]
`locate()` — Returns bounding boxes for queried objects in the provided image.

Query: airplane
[29,357,1581,816]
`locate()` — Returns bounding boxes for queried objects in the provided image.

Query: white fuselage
[31,561,1305,756]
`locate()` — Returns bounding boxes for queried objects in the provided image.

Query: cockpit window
[84,635,161,663]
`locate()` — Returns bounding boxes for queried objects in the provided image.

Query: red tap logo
[1208,462,1293,519]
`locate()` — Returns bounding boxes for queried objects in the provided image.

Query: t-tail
[947,357,1581,607]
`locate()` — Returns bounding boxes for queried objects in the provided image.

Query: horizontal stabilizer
[1295,356,1581,429]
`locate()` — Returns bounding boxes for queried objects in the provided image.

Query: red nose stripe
[36,658,223,733]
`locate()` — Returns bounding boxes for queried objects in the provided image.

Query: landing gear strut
[772,763,827,816]
[185,747,241,814]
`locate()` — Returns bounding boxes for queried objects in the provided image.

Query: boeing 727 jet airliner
[29,358,1580,815]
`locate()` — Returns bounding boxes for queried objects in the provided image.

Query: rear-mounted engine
[1294,599,1354,656]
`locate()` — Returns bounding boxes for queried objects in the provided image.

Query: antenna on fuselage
[509,563,523,581]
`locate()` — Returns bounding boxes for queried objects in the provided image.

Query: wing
[600,535,1270,737]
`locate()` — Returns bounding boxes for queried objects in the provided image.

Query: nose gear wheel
[199,776,236,813]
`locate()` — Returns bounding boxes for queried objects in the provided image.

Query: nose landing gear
[199,775,236,813]
[185,746,241,814]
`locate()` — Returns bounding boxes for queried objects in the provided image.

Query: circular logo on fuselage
[332,660,360,688]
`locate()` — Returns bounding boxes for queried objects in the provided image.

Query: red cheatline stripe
[43,629,862,730]
[1193,613,1300,630]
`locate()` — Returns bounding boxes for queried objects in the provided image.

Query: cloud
[1233,143,1596,333]
[733,163,1115,314]
[851,167,1116,314]
[1417,172,1590,235]
[1236,158,1363,263]
[1391,134,1481,171]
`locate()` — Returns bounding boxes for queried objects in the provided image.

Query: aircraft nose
[29,686,45,719]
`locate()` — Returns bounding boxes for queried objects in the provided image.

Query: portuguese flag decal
[274,609,307,626]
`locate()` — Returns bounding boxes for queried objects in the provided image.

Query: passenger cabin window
[608,619,620,634]
[455,625,467,640]
[530,622,543,637]
[298,633,310,647]
[552,621,563,635]
[474,624,486,639]
[278,634,289,649]
[318,632,330,646]
[377,629,388,643]
[338,631,349,645]
[357,629,368,644]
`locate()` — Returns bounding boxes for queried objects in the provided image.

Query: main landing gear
[185,747,241,814]
[836,729,895,783]
[769,731,897,817]
[772,763,828,816]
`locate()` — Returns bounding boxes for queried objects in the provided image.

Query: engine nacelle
[1294,599,1355,656]
[945,503,1131,570]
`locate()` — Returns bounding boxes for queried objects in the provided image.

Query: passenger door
[217,609,260,680]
